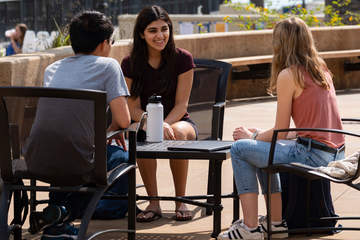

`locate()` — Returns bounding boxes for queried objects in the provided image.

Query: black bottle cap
[148,94,162,103]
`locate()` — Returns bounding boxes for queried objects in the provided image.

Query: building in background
[0,0,225,42]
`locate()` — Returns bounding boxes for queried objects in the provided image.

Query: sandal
[173,210,193,221]
[136,210,162,222]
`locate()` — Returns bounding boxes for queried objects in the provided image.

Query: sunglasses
[107,39,115,45]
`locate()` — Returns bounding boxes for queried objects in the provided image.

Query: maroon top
[121,48,195,119]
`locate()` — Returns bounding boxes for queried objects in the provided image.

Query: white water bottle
[146,95,163,142]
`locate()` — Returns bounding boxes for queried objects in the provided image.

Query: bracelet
[251,130,259,140]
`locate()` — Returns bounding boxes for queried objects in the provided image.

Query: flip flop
[136,210,162,222]
[173,210,193,221]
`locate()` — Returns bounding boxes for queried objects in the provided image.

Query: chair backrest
[0,87,108,186]
[188,59,231,140]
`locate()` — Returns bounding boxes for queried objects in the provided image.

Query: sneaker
[259,215,288,238]
[218,221,264,240]
[41,223,78,240]
[29,205,69,234]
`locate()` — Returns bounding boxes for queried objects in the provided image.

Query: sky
[231,0,320,9]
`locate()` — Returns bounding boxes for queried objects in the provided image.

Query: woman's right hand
[163,122,176,140]
[232,126,253,140]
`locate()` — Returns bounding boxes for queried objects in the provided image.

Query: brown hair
[16,23,28,46]
[268,17,330,94]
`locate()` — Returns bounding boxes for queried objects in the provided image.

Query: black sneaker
[41,223,78,240]
[29,205,69,234]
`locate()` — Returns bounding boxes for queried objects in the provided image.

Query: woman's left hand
[232,126,253,140]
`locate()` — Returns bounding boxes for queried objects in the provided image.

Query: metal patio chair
[0,86,137,240]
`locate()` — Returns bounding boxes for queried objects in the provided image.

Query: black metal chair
[0,86,137,240]
[264,119,360,239]
[190,58,234,215]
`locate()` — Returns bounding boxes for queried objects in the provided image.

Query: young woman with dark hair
[121,5,197,222]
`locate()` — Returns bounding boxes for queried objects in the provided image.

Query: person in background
[218,17,345,240]
[121,5,198,222]
[5,23,27,56]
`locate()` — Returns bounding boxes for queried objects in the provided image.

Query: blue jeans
[49,145,128,222]
[231,138,345,195]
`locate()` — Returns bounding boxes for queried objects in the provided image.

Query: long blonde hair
[268,17,330,94]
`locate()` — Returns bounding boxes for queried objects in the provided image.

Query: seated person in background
[218,17,345,240]
[121,5,198,222]
[23,11,130,240]
[5,23,27,56]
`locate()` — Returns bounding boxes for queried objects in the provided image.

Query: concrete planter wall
[1,25,360,99]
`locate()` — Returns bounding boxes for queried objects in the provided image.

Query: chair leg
[266,172,272,240]
[211,160,223,238]
[232,178,239,223]
[128,167,136,240]
[206,159,215,215]
[0,186,10,239]
[78,188,107,240]
[13,190,22,240]
[306,179,311,236]
[30,179,36,213]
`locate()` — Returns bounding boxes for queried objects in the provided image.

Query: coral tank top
[292,70,345,148]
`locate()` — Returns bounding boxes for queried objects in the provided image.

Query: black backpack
[280,172,338,234]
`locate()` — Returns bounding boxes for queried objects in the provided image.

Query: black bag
[280,172,338,234]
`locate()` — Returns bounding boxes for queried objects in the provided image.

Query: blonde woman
[219,17,345,240]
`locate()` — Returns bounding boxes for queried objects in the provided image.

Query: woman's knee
[230,139,253,158]
[171,122,196,140]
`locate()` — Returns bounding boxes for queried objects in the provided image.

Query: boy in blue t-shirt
[24,11,131,240]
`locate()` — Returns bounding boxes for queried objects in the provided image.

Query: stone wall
[116,14,241,40]
[1,25,360,99]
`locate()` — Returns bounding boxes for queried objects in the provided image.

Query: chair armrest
[106,128,127,140]
[342,118,360,123]
[211,101,226,140]
[107,162,136,186]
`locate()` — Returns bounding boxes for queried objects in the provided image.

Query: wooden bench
[219,49,360,80]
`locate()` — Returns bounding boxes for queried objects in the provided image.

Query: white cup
[5,29,15,38]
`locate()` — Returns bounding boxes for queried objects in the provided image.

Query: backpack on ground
[280,172,338,234]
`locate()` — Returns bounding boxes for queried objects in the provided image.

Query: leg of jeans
[231,139,298,195]
[106,145,129,194]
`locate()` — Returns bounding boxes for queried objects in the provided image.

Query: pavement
[14,91,360,240]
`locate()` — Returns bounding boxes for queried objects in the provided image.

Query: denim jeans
[49,145,128,222]
[231,138,345,195]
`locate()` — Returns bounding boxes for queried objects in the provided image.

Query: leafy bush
[51,18,70,48]
[223,0,360,30]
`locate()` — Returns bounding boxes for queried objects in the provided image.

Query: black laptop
[167,140,234,152]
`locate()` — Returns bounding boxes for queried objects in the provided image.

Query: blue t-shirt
[24,54,129,181]
[5,41,20,56]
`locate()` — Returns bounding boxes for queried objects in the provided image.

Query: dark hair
[130,5,176,97]
[69,11,113,54]
[16,23,27,46]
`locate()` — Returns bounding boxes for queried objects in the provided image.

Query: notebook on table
[167,140,233,152]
